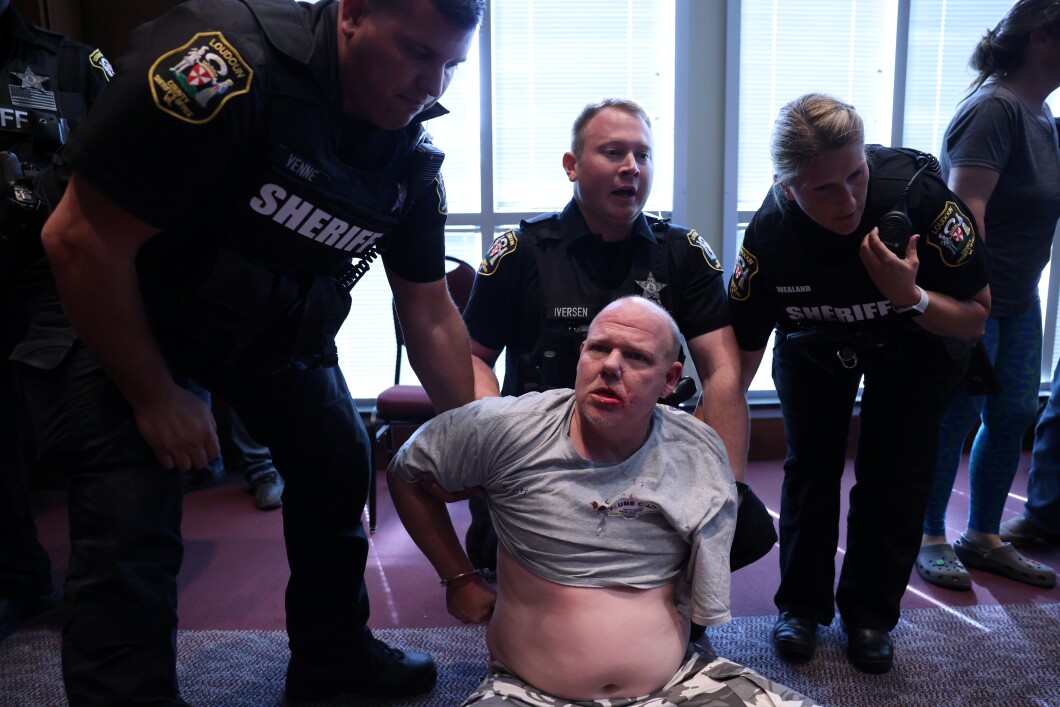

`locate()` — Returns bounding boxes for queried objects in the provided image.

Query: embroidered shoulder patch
[687,229,722,271]
[435,175,448,216]
[926,201,975,267]
[89,49,114,81]
[478,230,518,276]
[148,32,253,125]
[729,244,759,301]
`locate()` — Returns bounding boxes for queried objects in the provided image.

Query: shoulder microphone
[877,160,933,259]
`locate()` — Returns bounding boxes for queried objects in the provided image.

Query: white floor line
[366,525,401,625]
[901,584,991,630]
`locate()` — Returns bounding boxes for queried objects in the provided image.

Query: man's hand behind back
[446,575,495,624]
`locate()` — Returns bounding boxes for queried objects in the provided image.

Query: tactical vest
[0,24,78,281]
[507,214,675,395]
[138,0,443,373]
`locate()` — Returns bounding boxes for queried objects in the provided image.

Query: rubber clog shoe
[953,533,1056,588]
[916,543,972,590]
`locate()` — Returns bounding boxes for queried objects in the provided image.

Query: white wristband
[894,286,929,315]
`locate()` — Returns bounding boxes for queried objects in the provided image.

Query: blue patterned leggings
[923,305,1043,536]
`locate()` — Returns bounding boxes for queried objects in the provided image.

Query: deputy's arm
[688,326,748,482]
[388,269,475,412]
[860,230,991,341]
[469,338,502,398]
[41,173,219,470]
[387,461,495,623]
[738,348,766,393]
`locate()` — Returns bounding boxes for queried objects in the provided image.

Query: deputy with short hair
[27,0,482,702]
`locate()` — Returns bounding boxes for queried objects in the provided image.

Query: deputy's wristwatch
[894,286,929,316]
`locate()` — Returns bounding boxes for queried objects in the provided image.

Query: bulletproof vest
[507,214,672,395]
[139,0,442,372]
[222,0,441,276]
[0,26,73,281]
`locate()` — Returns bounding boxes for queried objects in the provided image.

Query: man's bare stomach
[486,544,690,701]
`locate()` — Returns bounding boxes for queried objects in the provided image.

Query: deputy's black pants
[13,343,372,705]
[0,365,52,602]
[0,290,52,602]
[771,332,965,630]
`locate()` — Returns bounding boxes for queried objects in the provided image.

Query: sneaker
[250,472,284,511]
[999,513,1060,547]
[285,635,437,702]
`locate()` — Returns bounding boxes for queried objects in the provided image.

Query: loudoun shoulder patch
[729,244,759,301]
[479,229,518,276]
[149,32,253,124]
[926,200,975,267]
[687,229,722,271]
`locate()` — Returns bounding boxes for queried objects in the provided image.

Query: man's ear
[562,151,578,183]
[660,361,682,398]
[339,0,371,35]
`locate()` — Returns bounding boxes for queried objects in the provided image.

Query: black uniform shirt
[58,0,446,285]
[728,146,989,352]
[464,198,730,355]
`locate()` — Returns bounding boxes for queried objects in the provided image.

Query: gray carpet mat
[2,603,1057,706]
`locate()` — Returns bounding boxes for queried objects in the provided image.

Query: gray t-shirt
[941,82,1060,317]
[393,389,737,626]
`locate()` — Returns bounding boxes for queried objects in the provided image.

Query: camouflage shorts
[461,650,818,706]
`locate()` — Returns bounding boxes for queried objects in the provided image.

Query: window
[737,1,899,214]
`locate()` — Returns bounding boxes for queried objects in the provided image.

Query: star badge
[13,66,48,91]
[636,272,667,303]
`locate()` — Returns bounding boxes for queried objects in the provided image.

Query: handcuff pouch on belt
[783,324,890,370]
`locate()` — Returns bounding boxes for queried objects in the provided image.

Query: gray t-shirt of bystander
[392,389,738,627]
[941,81,1060,318]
